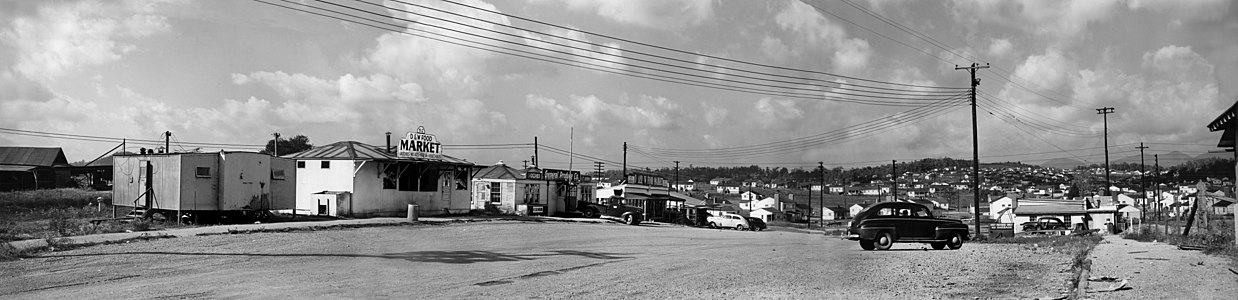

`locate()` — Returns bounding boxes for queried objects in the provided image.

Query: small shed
[310,191,352,216]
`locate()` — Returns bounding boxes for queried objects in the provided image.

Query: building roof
[1014,203,1087,215]
[0,147,70,167]
[1208,100,1238,147]
[473,163,524,180]
[285,141,471,165]
[752,207,783,214]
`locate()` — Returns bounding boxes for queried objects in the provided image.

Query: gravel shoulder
[3,222,1082,299]
[1084,235,1238,299]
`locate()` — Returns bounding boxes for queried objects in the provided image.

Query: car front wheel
[624,215,641,225]
[874,232,894,250]
[859,239,875,250]
[709,222,717,229]
[946,232,964,250]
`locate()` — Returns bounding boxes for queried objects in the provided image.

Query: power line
[258,0,955,106]
[380,0,966,97]
[439,0,969,91]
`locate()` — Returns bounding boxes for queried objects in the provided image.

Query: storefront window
[524,184,540,204]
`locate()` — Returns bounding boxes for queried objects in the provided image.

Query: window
[913,207,930,217]
[297,161,305,168]
[490,182,502,204]
[382,164,397,190]
[524,184,540,204]
[321,161,330,169]
[272,169,286,181]
[195,167,211,178]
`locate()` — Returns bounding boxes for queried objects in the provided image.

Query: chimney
[385,132,392,154]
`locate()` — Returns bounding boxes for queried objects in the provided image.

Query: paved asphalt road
[1,221,1075,299]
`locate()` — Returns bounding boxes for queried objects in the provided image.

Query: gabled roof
[473,163,525,180]
[0,147,70,167]
[285,141,471,165]
[752,207,783,214]
[1208,100,1238,147]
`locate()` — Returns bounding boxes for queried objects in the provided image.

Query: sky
[1,0,1236,172]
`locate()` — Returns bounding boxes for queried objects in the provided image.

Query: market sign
[397,126,442,160]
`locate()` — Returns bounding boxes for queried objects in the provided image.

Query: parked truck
[576,197,644,225]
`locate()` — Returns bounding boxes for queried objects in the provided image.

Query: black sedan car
[743,217,767,231]
[846,202,970,250]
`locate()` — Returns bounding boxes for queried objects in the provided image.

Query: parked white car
[707,213,752,231]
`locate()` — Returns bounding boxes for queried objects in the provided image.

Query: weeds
[1124,220,1236,261]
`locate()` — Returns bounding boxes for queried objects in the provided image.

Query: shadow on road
[37,249,633,264]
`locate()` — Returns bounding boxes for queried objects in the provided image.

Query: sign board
[397,126,442,160]
[989,223,1014,230]
[525,168,581,182]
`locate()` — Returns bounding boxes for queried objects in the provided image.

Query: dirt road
[1084,235,1237,299]
[2,221,1077,299]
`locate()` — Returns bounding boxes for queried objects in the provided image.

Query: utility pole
[819,162,825,229]
[1155,154,1160,222]
[272,132,281,156]
[1137,143,1148,224]
[956,62,989,238]
[164,131,171,154]
[1097,107,1115,194]
[594,162,604,178]
[622,142,627,181]
[533,136,539,167]
[891,160,897,202]
[674,161,680,192]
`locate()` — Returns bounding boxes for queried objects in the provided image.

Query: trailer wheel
[581,208,598,218]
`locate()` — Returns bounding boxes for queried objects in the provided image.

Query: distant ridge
[1040,157,1085,169]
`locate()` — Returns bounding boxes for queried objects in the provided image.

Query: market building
[285,129,475,217]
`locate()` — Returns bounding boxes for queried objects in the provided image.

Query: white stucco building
[286,140,475,217]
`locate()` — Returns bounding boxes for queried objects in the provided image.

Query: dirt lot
[2,221,1079,299]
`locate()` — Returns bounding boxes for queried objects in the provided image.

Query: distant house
[828,186,844,194]
[739,190,764,201]
[749,207,783,222]
[709,178,731,186]
[1213,197,1234,215]
[822,206,848,221]
[716,184,740,194]
[989,196,1015,223]
[849,203,871,218]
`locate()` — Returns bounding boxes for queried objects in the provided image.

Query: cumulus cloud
[1127,0,1231,21]
[752,98,806,130]
[774,1,847,46]
[1,0,178,82]
[525,94,686,131]
[951,0,1121,45]
[987,38,1013,58]
[832,38,872,74]
[533,0,715,29]
[999,49,1079,107]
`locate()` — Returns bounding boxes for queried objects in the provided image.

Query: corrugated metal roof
[0,147,70,167]
[284,141,472,165]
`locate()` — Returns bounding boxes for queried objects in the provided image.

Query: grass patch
[1,188,196,242]
[1124,220,1237,266]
